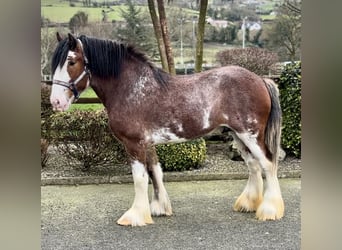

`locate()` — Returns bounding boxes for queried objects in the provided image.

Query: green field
[41,0,197,23]
[42,1,126,22]
[69,88,103,111]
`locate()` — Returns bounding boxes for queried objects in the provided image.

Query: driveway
[41,179,300,250]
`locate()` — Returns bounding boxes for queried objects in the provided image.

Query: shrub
[47,109,128,170]
[216,47,278,75]
[44,109,207,171]
[41,139,50,168]
[41,83,53,168]
[41,83,53,120]
[156,139,207,171]
[278,61,301,157]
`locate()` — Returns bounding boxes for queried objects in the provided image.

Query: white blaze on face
[50,51,76,112]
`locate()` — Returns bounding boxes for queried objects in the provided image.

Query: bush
[44,110,207,171]
[41,83,54,168]
[278,61,301,157]
[41,83,53,120]
[41,139,50,168]
[216,47,278,75]
[46,109,128,170]
[156,139,207,171]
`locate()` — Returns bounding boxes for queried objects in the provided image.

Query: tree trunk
[156,0,176,75]
[41,26,51,78]
[147,0,169,72]
[194,0,208,73]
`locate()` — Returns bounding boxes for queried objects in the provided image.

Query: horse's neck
[90,77,117,108]
[90,64,150,109]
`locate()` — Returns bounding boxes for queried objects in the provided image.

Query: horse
[50,33,284,226]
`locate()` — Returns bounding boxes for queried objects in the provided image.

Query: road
[41,179,300,250]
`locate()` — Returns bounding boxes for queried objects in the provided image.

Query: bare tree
[267,0,301,61]
[284,0,301,15]
[41,26,57,78]
[194,0,208,72]
[156,0,176,74]
[147,0,169,71]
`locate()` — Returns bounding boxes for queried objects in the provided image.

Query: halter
[52,39,91,100]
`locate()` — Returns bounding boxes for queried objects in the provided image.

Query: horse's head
[50,33,90,112]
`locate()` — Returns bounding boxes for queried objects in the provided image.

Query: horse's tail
[263,78,282,168]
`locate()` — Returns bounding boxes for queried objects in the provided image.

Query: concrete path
[41,179,301,250]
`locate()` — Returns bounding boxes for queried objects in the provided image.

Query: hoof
[117,208,154,226]
[256,197,284,221]
[150,199,172,217]
[233,193,262,213]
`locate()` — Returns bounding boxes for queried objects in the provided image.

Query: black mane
[51,35,169,88]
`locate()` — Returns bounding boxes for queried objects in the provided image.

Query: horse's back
[172,65,270,110]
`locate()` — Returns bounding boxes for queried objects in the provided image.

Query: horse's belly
[149,127,188,145]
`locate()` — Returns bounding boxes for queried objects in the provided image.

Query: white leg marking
[117,160,153,226]
[236,132,284,220]
[232,135,263,212]
[234,154,263,212]
[150,163,172,216]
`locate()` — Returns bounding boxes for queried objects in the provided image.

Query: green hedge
[156,139,206,171]
[43,109,206,171]
[44,110,128,170]
[278,61,301,157]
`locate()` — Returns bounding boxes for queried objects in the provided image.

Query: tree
[225,5,259,22]
[156,0,176,74]
[69,11,88,35]
[41,26,54,78]
[82,0,92,7]
[266,0,301,61]
[216,47,278,75]
[194,0,208,72]
[41,25,65,77]
[147,0,168,70]
[118,0,158,59]
[252,29,263,47]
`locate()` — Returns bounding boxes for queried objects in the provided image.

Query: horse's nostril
[52,99,60,106]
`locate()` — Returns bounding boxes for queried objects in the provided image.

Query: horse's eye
[68,61,76,66]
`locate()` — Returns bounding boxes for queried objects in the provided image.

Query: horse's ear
[67,33,77,50]
[56,32,63,42]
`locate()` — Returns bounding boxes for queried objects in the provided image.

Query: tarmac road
[41,179,300,250]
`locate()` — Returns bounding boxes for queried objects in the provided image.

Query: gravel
[41,143,301,183]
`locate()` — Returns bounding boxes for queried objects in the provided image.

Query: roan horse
[50,33,284,226]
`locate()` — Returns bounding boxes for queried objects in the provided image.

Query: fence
[41,73,280,104]
[41,79,102,104]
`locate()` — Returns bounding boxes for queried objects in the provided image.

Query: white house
[241,21,262,31]
[206,17,229,28]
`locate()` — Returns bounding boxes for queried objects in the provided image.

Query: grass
[70,88,103,111]
[260,14,276,21]
[42,5,126,23]
[41,0,199,23]
[79,88,97,98]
